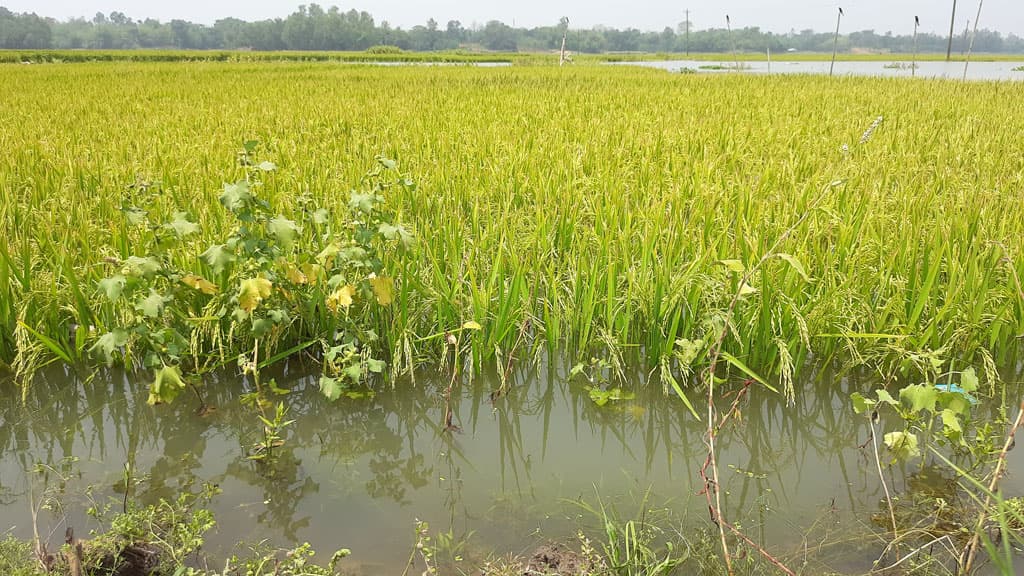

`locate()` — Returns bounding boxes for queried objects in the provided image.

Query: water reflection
[1,360,1022,574]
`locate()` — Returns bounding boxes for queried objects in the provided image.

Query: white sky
[4,1,1021,36]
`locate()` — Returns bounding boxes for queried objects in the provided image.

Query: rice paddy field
[2,62,1024,383]
[3,60,1024,574]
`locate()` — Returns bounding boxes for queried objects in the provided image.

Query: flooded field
[622,59,1024,80]
[3,359,1023,574]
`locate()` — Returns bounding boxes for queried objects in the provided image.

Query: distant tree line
[2,4,1022,53]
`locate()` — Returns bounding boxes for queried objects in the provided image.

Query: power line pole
[946,0,958,61]
[726,15,739,71]
[912,16,919,77]
[685,9,690,56]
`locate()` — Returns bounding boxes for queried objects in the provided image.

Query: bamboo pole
[830,8,844,77]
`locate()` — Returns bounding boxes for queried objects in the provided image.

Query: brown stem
[721,518,797,576]
[962,401,1024,573]
[699,179,838,574]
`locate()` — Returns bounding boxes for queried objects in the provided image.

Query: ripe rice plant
[1,62,1023,394]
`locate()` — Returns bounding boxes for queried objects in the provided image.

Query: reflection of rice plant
[698,62,750,70]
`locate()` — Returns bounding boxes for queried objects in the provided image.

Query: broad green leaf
[899,384,938,414]
[569,363,586,378]
[719,259,745,273]
[251,318,274,338]
[136,289,168,318]
[343,364,363,382]
[349,191,379,214]
[98,275,127,302]
[775,253,811,282]
[267,309,290,324]
[147,365,186,406]
[338,246,369,266]
[884,431,920,461]
[121,256,161,279]
[181,274,218,295]
[219,180,253,212]
[674,338,704,366]
[201,244,236,275]
[257,160,277,172]
[153,327,188,359]
[165,211,200,237]
[937,391,972,418]
[379,223,415,249]
[319,376,343,401]
[851,392,876,415]
[378,157,397,170]
[876,389,898,406]
[370,276,394,306]
[89,328,129,366]
[268,215,300,250]
[367,358,386,373]
[941,409,965,446]
[238,277,272,313]
[123,205,147,226]
[960,367,979,393]
[327,285,356,312]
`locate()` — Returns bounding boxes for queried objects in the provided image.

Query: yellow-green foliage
[1,63,1022,382]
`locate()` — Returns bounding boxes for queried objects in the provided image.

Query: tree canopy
[1,4,1022,53]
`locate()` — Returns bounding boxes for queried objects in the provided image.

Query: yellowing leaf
[462,321,483,331]
[317,244,340,267]
[738,282,758,297]
[720,259,746,273]
[370,276,394,306]
[284,263,308,285]
[238,277,272,313]
[182,274,219,295]
[884,431,921,461]
[301,263,324,284]
[327,285,356,312]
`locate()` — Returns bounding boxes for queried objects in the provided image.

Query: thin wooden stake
[962,1,984,81]
[830,7,844,77]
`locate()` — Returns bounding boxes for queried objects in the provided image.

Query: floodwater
[1,360,1022,574]
[621,59,1024,81]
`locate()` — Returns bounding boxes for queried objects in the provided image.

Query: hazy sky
[4,1,1022,36]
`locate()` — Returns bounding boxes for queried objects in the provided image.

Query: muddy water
[0,361,1021,574]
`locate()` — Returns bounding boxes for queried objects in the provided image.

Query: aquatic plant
[72,142,411,404]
